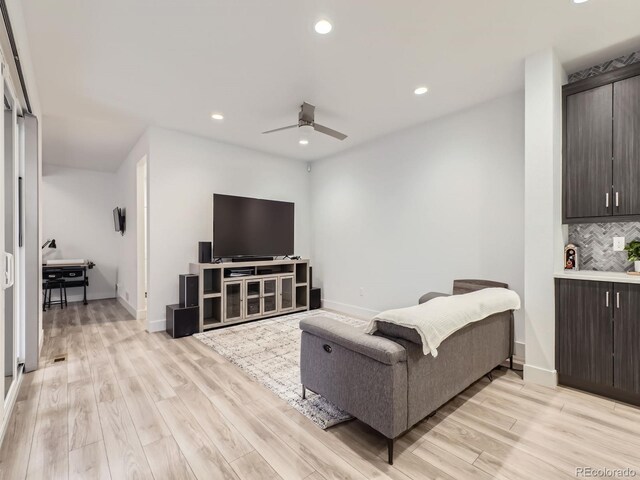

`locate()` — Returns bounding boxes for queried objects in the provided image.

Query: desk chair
[42,269,67,311]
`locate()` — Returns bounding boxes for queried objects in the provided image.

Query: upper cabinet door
[614,75,640,216]
[565,85,613,219]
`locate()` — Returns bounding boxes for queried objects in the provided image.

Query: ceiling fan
[262,102,347,141]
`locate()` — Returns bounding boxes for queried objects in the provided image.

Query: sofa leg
[509,355,514,370]
[387,437,394,465]
[302,385,306,400]
[485,372,493,382]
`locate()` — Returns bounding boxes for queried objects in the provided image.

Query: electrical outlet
[613,236,626,252]
[359,287,365,297]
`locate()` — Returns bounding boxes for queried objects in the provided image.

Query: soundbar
[231,256,273,262]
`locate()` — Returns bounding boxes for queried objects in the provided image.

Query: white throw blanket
[366,288,521,356]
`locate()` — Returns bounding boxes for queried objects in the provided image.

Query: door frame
[136,155,148,319]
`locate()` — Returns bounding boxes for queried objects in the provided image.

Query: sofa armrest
[300,317,406,365]
[418,292,450,304]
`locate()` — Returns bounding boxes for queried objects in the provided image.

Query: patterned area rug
[194,310,367,429]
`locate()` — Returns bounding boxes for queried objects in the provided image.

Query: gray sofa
[299,279,514,464]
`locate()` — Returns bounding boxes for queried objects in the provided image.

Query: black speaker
[179,274,198,308]
[166,304,199,338]
[310,287,321,310]
[198,241,212,263]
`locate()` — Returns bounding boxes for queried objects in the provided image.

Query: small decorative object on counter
[564,244,579,271]
[624,240,640,272]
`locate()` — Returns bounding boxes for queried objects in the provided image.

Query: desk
[42,262,93,305]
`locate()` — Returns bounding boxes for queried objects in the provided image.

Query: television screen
[113,207,121,232]
[213,194,294,257]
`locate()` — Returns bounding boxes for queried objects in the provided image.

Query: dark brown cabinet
[556,278,640,404]
[565,86,613,220]
[556,279,613,386]
[613,283,640,395]
[563,63,640,223]
[613,75,640,216]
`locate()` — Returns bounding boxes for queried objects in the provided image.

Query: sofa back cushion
[453,279,508,295]
[377,279,510,346]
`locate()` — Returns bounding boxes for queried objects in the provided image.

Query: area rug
[194,310,367,429]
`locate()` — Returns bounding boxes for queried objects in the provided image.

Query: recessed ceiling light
[211,113,224,120]
[299,139,309,146]
[573,0,589,3]
[314,20,332,34]
[414,86,428,95]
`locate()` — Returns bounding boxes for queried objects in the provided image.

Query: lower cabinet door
[224,281,243,322]
[279,275,294,312]
[244,279,262,319]
[262,278,278,315]
[556,279,613,386]
[613,283,640,394]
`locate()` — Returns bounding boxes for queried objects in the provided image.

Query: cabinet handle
[605,193,609,208]
[616,192,619,207]
[617,292,620,309]
[606,291,610,307]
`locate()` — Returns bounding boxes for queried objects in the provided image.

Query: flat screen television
[113,207,125,234]
[213,194,294,258]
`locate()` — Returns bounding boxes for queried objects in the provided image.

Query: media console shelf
[189,259,310,331]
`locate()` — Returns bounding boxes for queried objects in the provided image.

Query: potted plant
[624,240,640,272]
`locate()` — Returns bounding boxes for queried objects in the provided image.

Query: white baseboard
[117,296,147,321]
[514,341,525,360]
[321,299,379,320]
[147,318,166,333]
[117,296,136,318]
[523,363,558,387]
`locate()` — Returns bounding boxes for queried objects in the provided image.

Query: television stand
[190,258,310,331]
[231,256,273,263]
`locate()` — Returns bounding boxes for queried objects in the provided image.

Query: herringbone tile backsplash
[568,51,640,83]
[568,223,640,271]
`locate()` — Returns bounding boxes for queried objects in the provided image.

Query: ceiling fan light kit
[262,102,348,141]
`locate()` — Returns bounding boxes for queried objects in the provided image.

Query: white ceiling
[22,0,640,172]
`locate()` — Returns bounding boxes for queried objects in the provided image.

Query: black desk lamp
[42,239,57,249]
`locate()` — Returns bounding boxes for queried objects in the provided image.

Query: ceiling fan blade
[262,124,298,134]
[313,123,348,140]
[300,102,315,123]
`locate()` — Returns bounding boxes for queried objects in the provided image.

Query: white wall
[146,127,311,331]
[41,164,119,301]
[311,92,526,343]
[114,131,149,316]
[523,49,567,386]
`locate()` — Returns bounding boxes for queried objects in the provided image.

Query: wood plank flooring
[1,299,639,479]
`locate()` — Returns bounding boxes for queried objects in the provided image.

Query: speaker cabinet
[198,241,212,263]
[179,274,198,308]
[166,304,199,338]
[310,287,321,310]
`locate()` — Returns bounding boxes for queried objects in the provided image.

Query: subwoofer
[310,287,321,310]
[166,304,199,338]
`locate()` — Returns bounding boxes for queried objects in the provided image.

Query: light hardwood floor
[1,299,639,479]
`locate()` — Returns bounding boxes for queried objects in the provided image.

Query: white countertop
[554,270,640,284]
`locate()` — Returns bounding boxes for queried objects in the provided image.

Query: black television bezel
[212,194,294,258]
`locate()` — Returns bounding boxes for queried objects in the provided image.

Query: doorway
[136,155,148,319]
